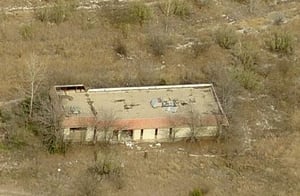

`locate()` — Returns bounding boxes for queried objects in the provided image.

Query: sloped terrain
[0,0,299,195]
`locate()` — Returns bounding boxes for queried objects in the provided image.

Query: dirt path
[0,188,32,196]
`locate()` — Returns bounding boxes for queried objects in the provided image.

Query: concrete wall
[133,129,141,140]
[195,126,218,137]
[142,129,156,141]
[64,128,70,140]
[63,125,218,143]
[156,128,170,141]
[175,127,191,138]
[64,128,87,142]
[85,127,94,142]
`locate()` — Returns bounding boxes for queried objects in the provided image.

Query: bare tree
[185,106,203,142]
[93,108,118,144]
[168,114,182,142]
[160,0,172,32]
[19,53,47,119]
[33,92,65,153]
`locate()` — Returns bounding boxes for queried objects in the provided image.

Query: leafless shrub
[106,2,152,27]
[19,24,34,41]
[290,110,300,132]
[272,12,285,25]
[114,40,127,57]
[148,34,172,56]
[193,0,211,8]
[191,41,211,58]
[202,64,240,117]
[87,148,124,190]
[35,1,76,24]
[75,172,100,196]
[159,0,191,18]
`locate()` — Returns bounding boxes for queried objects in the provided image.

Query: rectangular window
[169,128,173,137]
[140,129,144,139]
[155,128,158,139]
[70,127,87,132]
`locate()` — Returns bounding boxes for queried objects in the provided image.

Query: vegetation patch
[266,30,294,54]
[215,27,238,49]
[160,0,191,18]
[232,68,260,91]
[19,24,34,41]
[35,1,76,24]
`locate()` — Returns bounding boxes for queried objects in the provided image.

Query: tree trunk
[29,81,34,118]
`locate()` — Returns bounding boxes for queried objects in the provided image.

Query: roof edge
[88,83,213,93]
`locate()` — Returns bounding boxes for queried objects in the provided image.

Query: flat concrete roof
[56,84,228,128]
[89,85,219,119]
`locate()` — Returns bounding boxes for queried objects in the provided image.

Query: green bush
[233,68,260,91]
[266,31,294,54]
[215,27,238,49]
[35,1,76,24]
[189,188,203,196]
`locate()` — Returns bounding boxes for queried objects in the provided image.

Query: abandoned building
[53,84,228,143]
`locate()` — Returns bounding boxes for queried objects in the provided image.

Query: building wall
[175,127,191,138]
[133,130,141,140]
[142,129,156,141]
[156,128,170,141]
[85,127,94,142]
[64,128,87,142]
[195,126,218,137]
[63,125,218,143]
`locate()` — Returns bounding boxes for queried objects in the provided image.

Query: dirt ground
[0,131,299,196]
[0,0,299,195]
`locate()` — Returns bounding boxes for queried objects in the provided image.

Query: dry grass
[0,1,299,194]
